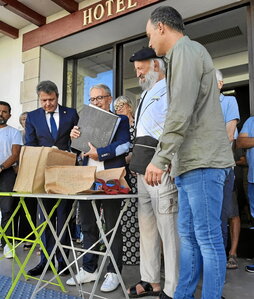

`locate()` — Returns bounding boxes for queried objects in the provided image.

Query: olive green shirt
[151,36,234,177]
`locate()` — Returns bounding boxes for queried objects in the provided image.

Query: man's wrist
[0,164,5,172]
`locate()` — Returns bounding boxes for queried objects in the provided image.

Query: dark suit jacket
[25,105,79,151]
[83,114,130,169]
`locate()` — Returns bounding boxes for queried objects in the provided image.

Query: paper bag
[45,166,130,195]
[13,146,77,193]
[96,167,130,190]
[45,166,96,194]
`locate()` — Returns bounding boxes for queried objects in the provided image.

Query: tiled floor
[0,244,253,299]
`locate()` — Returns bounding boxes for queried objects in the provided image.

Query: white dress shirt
[45,105,60,132]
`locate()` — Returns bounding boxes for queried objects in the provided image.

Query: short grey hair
[36,80,59,97]
[150,6,184,32]
[114,95,134,111]
[215,69,223,82]
[90,84,111,96]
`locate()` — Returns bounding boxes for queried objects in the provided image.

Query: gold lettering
[128,0,137,9]
[83,0,139,27]
[116,0,125,13]
[83,8,93,26]
[105,0,114,16]
[94,4,105,20]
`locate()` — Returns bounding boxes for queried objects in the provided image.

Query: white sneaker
[3,244,13,259]
[100,272,119,292]
[66,268,98,286]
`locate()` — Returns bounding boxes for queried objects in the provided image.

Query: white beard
[139,70,159,91]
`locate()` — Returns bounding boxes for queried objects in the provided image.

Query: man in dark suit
[66,84,130,293]
[25,80,79,276]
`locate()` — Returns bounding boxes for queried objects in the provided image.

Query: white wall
[0,35,23,129]
[0,24,37,129]
[40,48,64,104]
[0,32,64,132]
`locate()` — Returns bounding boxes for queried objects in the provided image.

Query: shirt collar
[45,105,59,114]
[165,35,189,61]
[141,78,167,99]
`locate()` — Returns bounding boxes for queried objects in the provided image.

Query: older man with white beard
[128,48,179,299]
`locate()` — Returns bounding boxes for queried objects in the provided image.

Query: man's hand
[70,126,80,139]
[145,163,164,186]
[83,142,99,160]
[125,152,132,164]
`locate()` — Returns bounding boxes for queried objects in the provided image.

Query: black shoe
[158,291,173,299]
[27,263,47,276]
[58,262,70,276]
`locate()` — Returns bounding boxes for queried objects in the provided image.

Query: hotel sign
[23,0,164,52]
[83,0,138,26]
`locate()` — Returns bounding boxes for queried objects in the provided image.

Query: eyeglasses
[114,103,125,110]
[89,95,110,103]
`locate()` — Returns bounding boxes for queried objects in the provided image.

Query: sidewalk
[0,245,253,298]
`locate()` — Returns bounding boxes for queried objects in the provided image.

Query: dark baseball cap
[129,47,159,62]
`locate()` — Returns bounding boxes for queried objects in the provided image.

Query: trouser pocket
[157,183,178,214]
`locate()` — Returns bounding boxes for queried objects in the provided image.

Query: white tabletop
[12,193,137,200]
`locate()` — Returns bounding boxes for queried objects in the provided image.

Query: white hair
[114,95,134,112]
[90,84,111,96]
[154,58,166,74]
[215,69,223,82]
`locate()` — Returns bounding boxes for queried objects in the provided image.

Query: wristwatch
[0,164,5,171]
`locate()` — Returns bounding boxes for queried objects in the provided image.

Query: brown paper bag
[96,167,130,189]
[45,166,130,195]
[45,166,96,194]
[13,146,77,193]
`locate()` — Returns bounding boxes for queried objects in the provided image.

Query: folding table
[9,193,137,299]
[0,192,65,298]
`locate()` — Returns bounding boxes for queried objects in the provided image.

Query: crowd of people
[1,5,254,299]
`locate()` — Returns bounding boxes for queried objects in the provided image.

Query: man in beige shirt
[145,6,234,299]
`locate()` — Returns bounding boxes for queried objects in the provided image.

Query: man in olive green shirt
[145,6,234,299]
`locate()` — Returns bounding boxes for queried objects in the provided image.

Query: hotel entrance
[62,4,253,259]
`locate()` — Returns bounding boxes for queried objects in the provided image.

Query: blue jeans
[247,183,254,218]
[174,168,230,299]
[221,168,235,248]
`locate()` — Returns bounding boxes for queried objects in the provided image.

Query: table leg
[89,198,130,299]
[29,198,69,298]
[1,195,60,299]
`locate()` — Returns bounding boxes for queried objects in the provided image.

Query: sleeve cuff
[151,155,170,171]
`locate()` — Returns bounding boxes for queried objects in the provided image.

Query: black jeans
[79,198,123,274]
[18,197,37,240]
[0,167,17,247]
[39,198,72,265]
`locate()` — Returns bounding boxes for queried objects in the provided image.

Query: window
[64,49,113,111]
